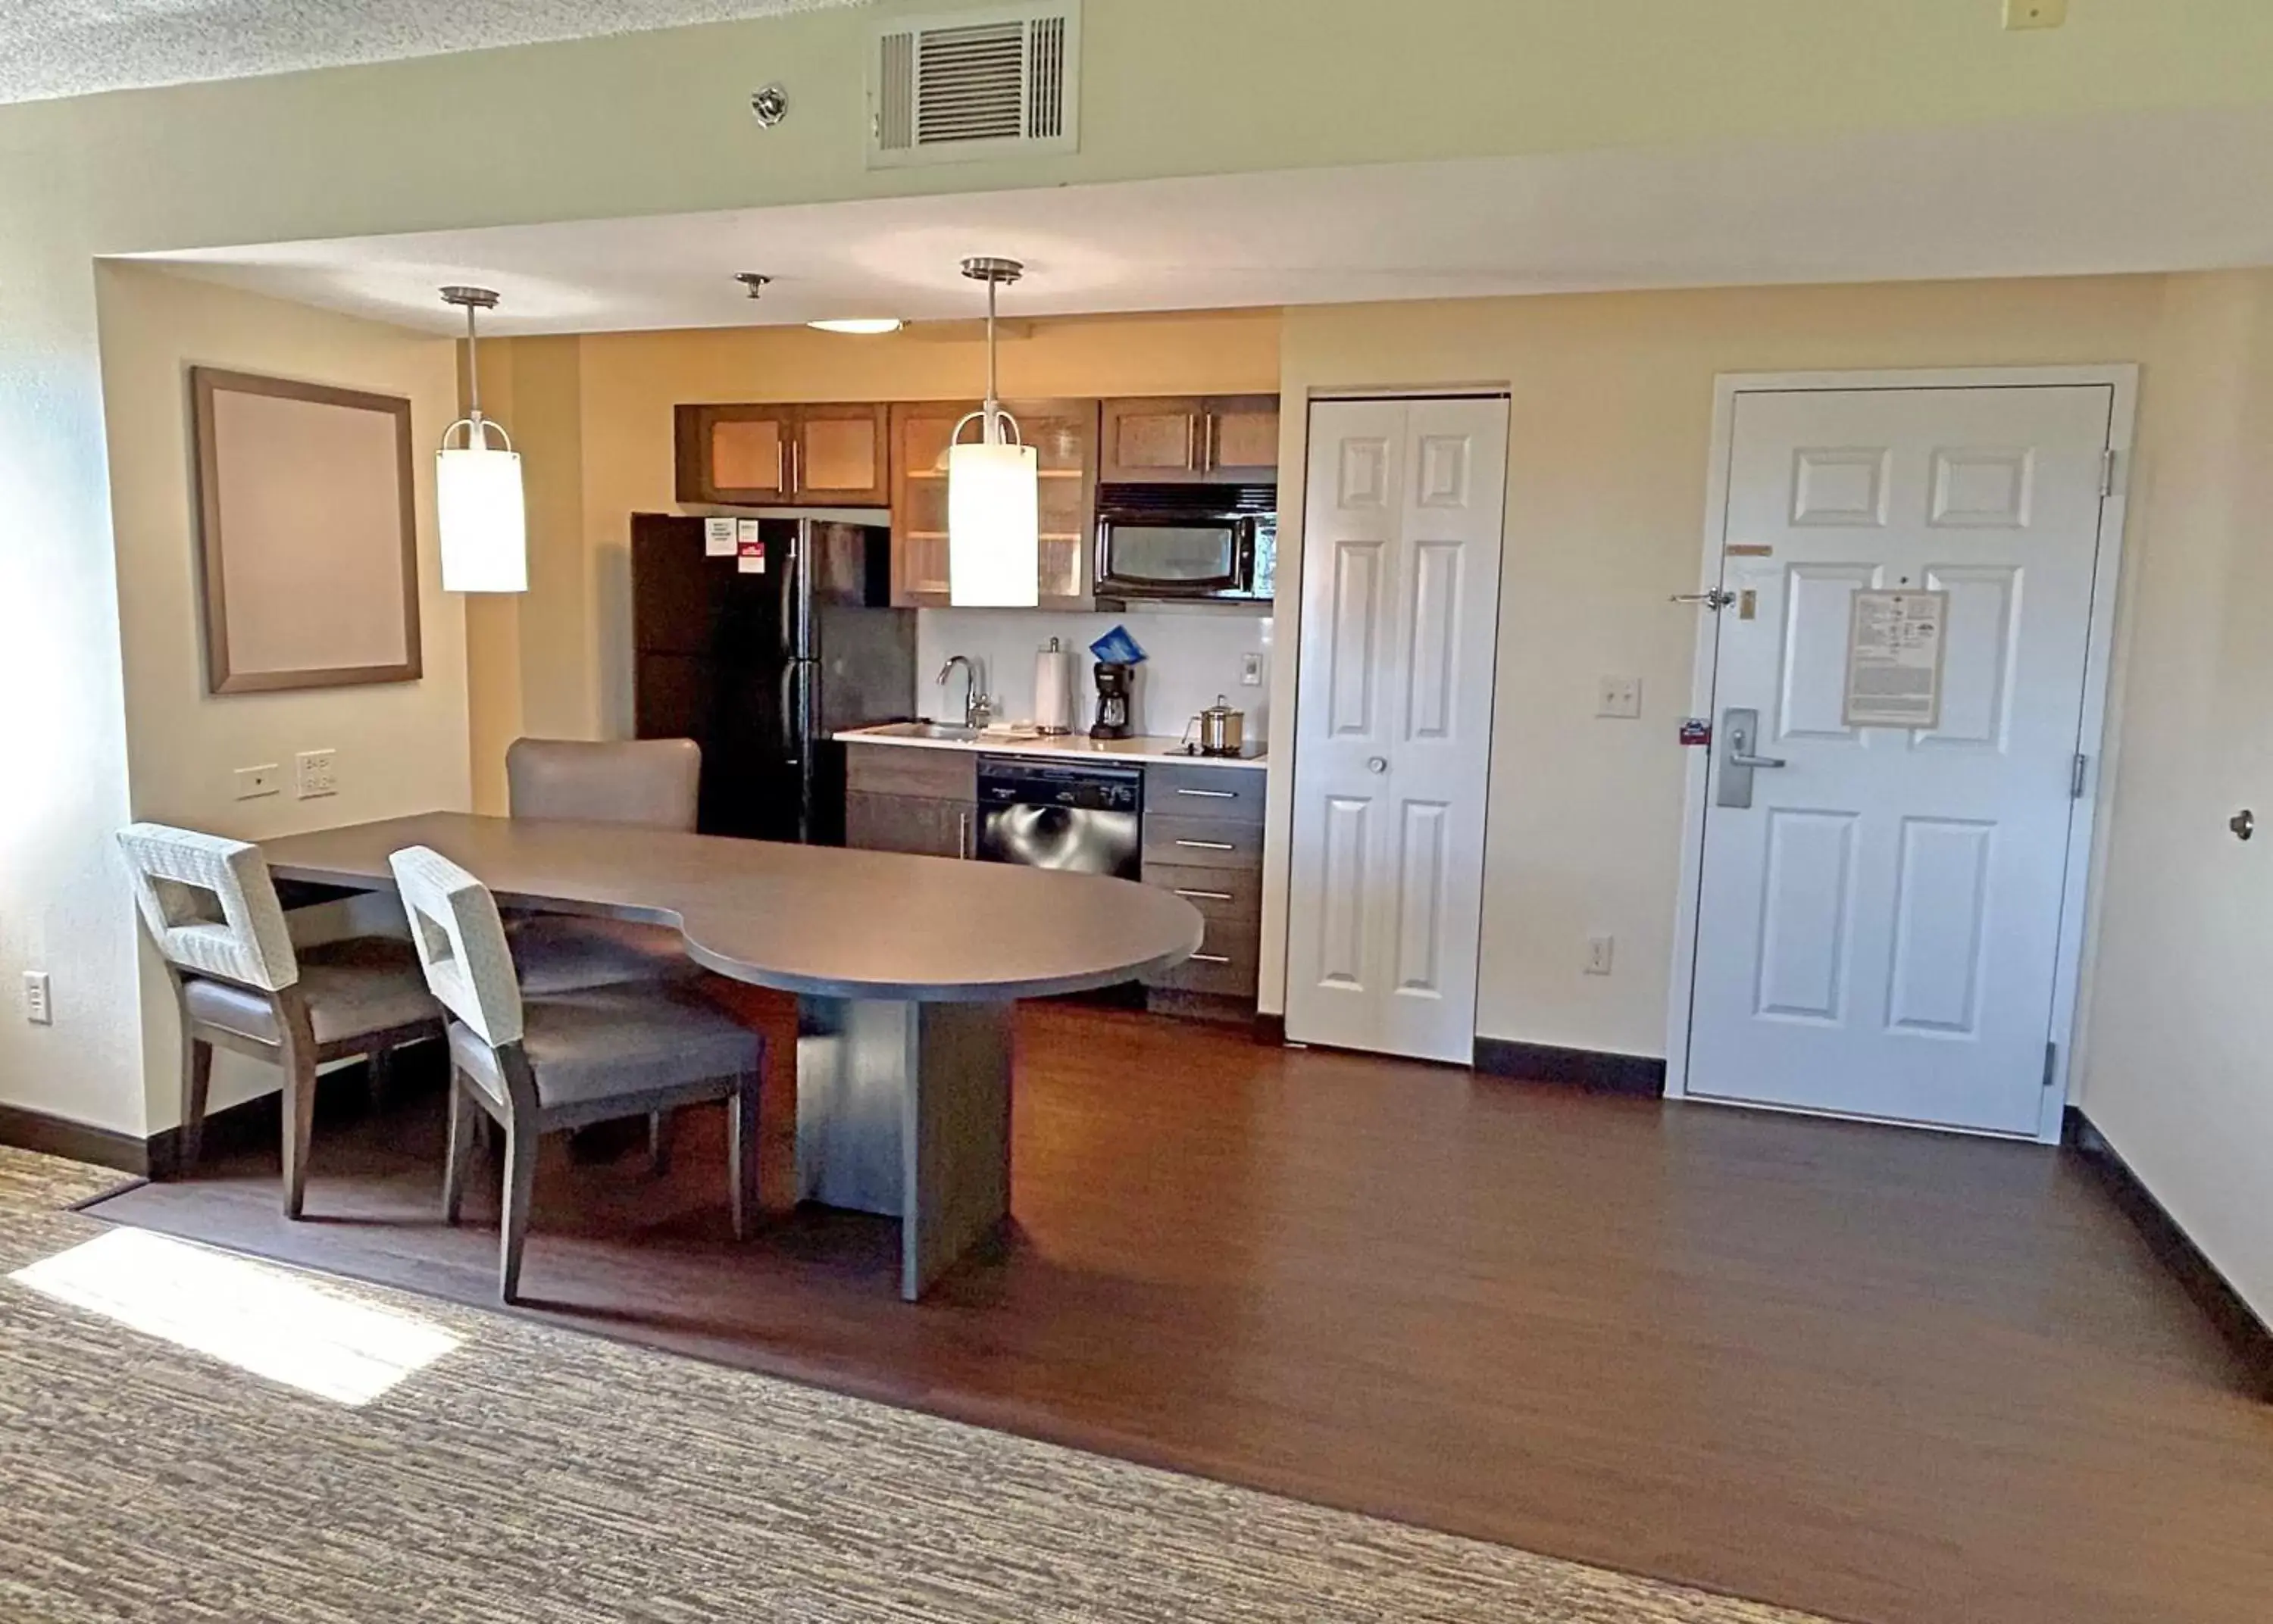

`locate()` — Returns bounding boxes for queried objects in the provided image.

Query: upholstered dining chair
[388,845,764,1304]
[116,823,445,1215]
[503,736,703,996]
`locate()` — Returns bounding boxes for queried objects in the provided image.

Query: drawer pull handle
[1190,953,1233,965]
[1174,839,1237,851]
[1174,787,1237,799]
[1173,888,1234,902]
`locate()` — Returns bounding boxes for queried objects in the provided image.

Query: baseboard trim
[2065,1107,2273,1401]
[0,1103,155,1177]
[1474,1038,1666,1097]
[2,1052,414,1185]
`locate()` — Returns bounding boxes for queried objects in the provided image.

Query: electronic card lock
[1715,708,1787,809]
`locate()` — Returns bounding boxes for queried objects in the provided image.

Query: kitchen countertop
[836,724,1268,770]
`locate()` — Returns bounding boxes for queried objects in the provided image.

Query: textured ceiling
[0,0,868,106]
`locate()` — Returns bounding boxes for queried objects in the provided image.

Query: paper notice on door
[1843,589,1947,729]
[704,517,736,557]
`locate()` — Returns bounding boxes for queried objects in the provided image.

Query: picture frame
[190,366,422,695]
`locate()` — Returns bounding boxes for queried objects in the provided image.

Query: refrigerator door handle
[780,526,802,655]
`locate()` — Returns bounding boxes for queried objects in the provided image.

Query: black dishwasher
[976,758,1143,879]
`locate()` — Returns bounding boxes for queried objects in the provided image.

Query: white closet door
[1286,395,1509,1063]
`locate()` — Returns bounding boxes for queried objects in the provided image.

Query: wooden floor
[88,1002,2273,1624]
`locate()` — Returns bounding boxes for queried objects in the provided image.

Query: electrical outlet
[1240,652,1265,687]
[295,748,338,798]
[1584,935,1615,977]
[1596,676,1643,720]
[233,763,281,800]
[22,970,52,1025]
[2003,0,2066,27]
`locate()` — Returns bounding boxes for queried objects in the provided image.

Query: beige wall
[95,264,469,1127]
[1268,276,2171,1052]
[465,311,1281,773]
[2080,270,2273,1316]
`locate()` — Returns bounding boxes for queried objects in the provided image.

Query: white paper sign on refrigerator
[704,517,736,557]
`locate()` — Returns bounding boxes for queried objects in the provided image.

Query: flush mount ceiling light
[808,317,905,335]
[947,256,1039,608]
[434,286,527,594]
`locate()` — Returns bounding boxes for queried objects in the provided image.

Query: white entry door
[1684,383,2117,1136]
[1287,395,1509,1063]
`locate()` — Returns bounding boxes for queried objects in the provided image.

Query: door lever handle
[1728,749,1787,770]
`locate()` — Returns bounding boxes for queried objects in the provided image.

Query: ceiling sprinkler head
[749,84,789,127]
[734,273,772,301]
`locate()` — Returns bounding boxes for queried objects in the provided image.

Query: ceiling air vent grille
[869,3,1081,168]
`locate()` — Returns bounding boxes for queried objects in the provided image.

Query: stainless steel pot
[1193,695,1245,757]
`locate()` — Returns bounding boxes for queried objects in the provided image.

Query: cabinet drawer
[1143,813,1264,870]
[845,744,977,800]
[1146,764,1265,824]
[1146,917,1259,997]
[1141,861,1260,925]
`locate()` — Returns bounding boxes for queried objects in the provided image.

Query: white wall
[915,607,1271,742]
[95,264,469,1126]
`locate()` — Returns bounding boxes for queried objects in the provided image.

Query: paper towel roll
[1033,639,1074,735]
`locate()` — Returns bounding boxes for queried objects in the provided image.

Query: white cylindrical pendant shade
[947,440,1040,607]
[436,445,528,593]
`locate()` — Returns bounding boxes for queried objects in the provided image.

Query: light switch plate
[1596,676,1643,720]
[23,970,52,1025]
[295,748,338,798]
[233,764,281,800]
[1584,935,1615,977]
[2003,0,2066,27]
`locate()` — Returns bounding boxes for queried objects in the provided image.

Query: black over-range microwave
[1093,483,1277,603]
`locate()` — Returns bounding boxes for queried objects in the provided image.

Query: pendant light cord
[983,277,1000,445]
[464,300,484,429]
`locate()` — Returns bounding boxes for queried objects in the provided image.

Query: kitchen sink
[864,721,987,742]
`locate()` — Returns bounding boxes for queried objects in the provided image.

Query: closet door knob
[1367,757,1388,774]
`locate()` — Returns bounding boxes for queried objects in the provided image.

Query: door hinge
[2043,1041,2059,1088]
[2100,448,2118,498]
[2071,753,2088,799]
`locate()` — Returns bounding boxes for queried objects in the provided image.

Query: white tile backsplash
[916,607,1274,741]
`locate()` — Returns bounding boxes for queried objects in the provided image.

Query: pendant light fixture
[946,257,1039,608]
[436,286,527,594]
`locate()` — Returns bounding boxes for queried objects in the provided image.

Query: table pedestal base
[795,996,1013,1300]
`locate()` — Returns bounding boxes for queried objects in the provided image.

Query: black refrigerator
[631,514,915,844]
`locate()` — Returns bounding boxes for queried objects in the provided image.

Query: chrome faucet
[936,654,993,729]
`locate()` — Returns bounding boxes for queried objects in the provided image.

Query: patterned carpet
[0,1145,1832,1623]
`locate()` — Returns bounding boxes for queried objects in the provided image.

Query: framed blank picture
[191,367,423,694]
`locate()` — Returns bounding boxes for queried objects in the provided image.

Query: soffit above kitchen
[127,103,2273,336]
[0,0,868,106]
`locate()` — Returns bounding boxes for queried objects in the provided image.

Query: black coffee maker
[1090,661,1135,739]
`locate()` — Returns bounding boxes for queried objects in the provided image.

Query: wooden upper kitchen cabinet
[674,402,893,507]
[890,398,1099,608]
[1099,395,1280,485]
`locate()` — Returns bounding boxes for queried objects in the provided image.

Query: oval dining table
[258,812,1204,1300]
